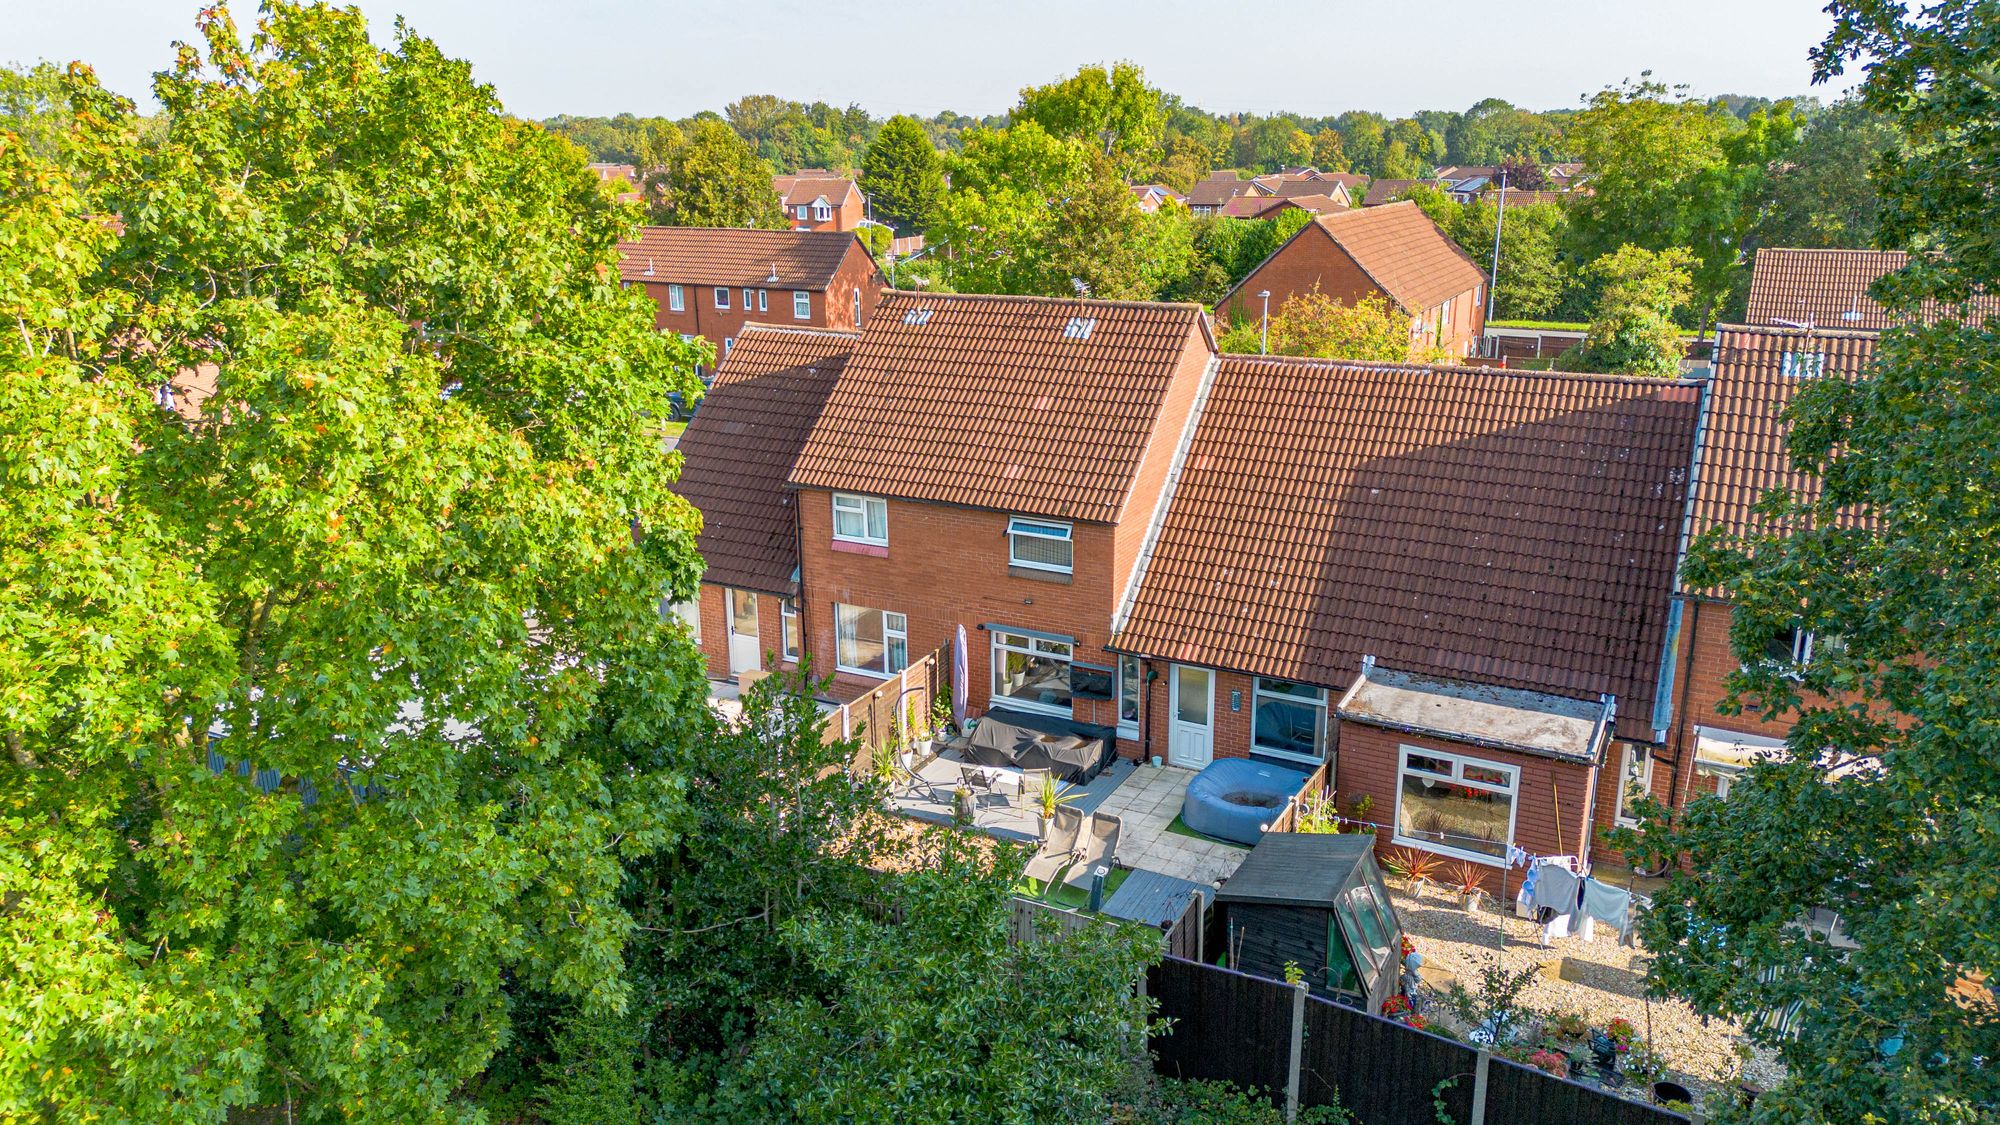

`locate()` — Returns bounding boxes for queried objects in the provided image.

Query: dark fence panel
[1485,1057,1689,1125]
[1299,994,1477,1124]
[1147,958,1294,1102]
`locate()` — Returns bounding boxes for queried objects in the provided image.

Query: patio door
[727,589,760,675]
[1168,665,1214,769]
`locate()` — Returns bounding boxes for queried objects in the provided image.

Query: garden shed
[1215,834,1404,1011]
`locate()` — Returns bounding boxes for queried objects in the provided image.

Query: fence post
[1468,1047,1491,1125]
[1285,980,1307,1123]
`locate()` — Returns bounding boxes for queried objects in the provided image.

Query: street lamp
[1258,290,1272,355]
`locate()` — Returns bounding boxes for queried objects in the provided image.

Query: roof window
[902,307,934,326]
[1062,316,1097,340]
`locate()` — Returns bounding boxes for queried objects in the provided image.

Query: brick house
[1217,202,1489,359]
[616,226,884,366]
[773,170,866,232]
[1250,169,1363,209]
[1187,171,1263,216]
[785,291,1216,722]
[1112,358,1702,887]
[1215,194,1345,221]
[669,325,857,680]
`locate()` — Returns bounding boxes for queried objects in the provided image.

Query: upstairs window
[757,289,768,313]
[1006,517,1073,573]
[793,290,812,320]
[667,283,685,312]
[831,493,888,547]
[813,201,833,221]
[852,288,861,326]
[714,287,730,310]
[795,204,810,220]
[742,287,754,310]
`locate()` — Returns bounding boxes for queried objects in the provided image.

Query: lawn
[663,420,688,437]
[1163,813,1250,848]
[1017,865,1133,910]
[1487,318,1589,332]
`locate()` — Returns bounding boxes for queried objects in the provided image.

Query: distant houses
[773,170,866,232]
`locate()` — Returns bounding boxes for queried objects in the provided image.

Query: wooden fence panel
[1298,994,1477,1124]
[1147,958,1295,1102]
[1484,1056,1689,1125]
[1265,758,1334,834]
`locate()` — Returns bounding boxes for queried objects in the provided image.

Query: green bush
[1118,1077,1353,1124]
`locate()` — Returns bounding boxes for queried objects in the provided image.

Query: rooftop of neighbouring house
[673,325,858,596]
[616,226,862,289]
[1685,323,1881,559]
[1223,201,1488,315]
[1744,246,2000,331]
[787,290,1214,524]
[773,170,862,209]
[1114,356,1703,744]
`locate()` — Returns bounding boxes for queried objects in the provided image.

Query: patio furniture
[890,754,947,804]
[961,709,1114,782]
[1061,813,1122,892]
[958,765,1004,809]
[1016,767,1051,808]
[1023,805,1085,885]
[1180,758,1312,846]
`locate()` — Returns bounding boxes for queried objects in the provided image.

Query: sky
[4,0,1858,121]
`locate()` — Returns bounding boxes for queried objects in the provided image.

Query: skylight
[903,307,934,326]
[1062,316,1097,340]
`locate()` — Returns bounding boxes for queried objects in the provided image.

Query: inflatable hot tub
[1180,758,1312,846]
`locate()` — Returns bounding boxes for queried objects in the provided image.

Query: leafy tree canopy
[1217,289,1414,361]
[1556,244,1692,377]
[1016,61,1167,173]
[645,117,787,228]
[860,114,944,232]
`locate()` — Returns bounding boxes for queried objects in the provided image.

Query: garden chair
[959,765,1003,809]
[1023,804,1085,887]
[890,753,947,806]
[1061,813,1122,893]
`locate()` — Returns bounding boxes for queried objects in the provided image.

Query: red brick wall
[625,242,882,360]
[1133,664,1260,767]
[1113,322,1215,598]
[693,581,799,681]
[1217,226,1484,360]
[794,490,1123,726]
[1335,722,1599,895]
[786,192,866,232]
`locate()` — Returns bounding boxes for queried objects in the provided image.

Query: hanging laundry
[1581,879,1635,944]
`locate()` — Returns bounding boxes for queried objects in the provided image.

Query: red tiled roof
[675,325,859,595]
[1361,178,1443,206]
[773,173,861,209]
[788,291,1211,523]
[1687,325,1880,551]
[1116,358,1702,742]
[1188,174,1259,208]
[1744,247,2000,331]
[1222,202,1487,315]
[616,226,860,289]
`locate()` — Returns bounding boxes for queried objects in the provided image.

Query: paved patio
[891,752,1250,886]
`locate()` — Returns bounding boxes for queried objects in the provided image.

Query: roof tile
[617,226,860,290]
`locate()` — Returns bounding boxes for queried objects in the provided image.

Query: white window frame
[1613,743,1654,828]
[742,287,754,310]
[813,201,832,221]
[667,283,685,312]
[833,604,906,678]
[1116,654,1141,739]
[831,492,888,547]
[793,290,812,320]
[990,630,1074,718]
[663,595,700,644]
[1250,677,1328,764]
[1748,625,1836,679]
[1006,517,1073,574]
[714,287,730,310]
[852,288,861,326]
[795,204,810,221]
[757,289,768,313]
[1391,746,1520,867]
[781,599,800,661]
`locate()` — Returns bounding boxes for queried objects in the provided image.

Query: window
[795,204,809,220]
[1007,517,1073,573]
[781,599,800,660]
[1613,743,1653,827]
[835,604,906,676]
[714,287,730,310]
[813,201,832,221]
[852,288,861,326]
[1781,351,1825,379]
[831,493,888,547]
[1251,678,1327,763]
[1117,654,1142,737]
[662,596,699,644]
[991,630,1073,715]
[1752,626,1843,674]
[667,283,685,312]
[757,289,767,313]
[1393,747,1518,864]
[1062,316,1097,340]
[723,337,734,357]
[1439,297,1453,335]
[742,287,753,310]
[793,290,812,320]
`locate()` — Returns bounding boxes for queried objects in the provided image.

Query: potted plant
[904,694,933,757]
[1548,1012,1589,1043]
[1034,774,1082,839]
[1398,848,1443,895]
[1449,861,1487,912]
[1526,1048,1570,1079]
[930,692,954,740]
[951,785,975,825]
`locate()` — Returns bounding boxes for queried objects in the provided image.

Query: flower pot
[1653,1080,1692,1107]
[1458,891,1481,912]
[1035,813,1049,840]
[954,792,976,822]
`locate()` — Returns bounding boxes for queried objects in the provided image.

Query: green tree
[648,117,786,228]
[929,121,1097,295]
[860,114,944,231]
[1747,97,1899,252]
[1310,127,1349,172]
[1218,290,1413,361]
[1556,245,1691,377]
[1014,61,1165,172]
[1623,3,2000,1120]
[1454,199,1569,321]
[0,6,708,1121]
[1335,111,1388,176]
[1565,77,1801,331]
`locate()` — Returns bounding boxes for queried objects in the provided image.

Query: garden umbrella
[953,623,968,726]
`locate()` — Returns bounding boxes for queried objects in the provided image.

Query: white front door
[728,589,760,675]
[1168,664,1214,769]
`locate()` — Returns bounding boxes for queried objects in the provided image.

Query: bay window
[1251,678,1327,763]
[991,630,1072,715]
[835,604,906,677]
[1393,747,1518,864]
